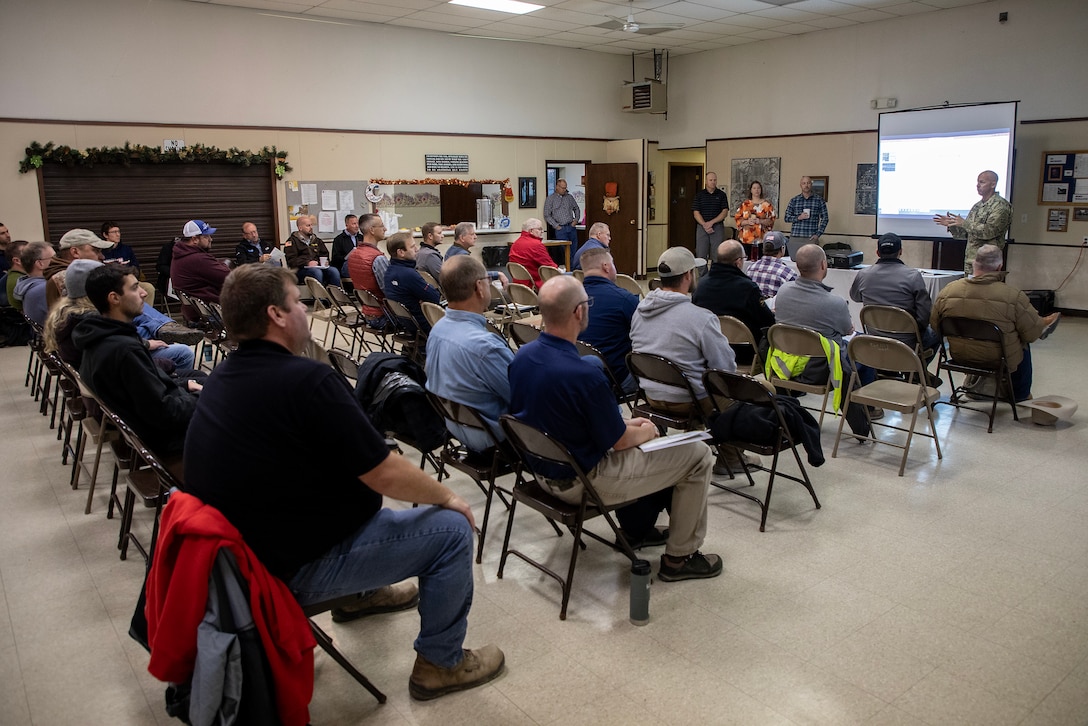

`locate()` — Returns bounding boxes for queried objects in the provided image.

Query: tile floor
[2,319,1087,725]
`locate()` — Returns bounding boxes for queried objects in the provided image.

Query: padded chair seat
[850,379,940,414]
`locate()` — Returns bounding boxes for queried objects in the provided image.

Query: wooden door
[669,164,702,253]
[585,162,639,275]
[440,183,482,226]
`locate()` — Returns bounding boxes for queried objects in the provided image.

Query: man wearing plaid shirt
[783,176,829,243]
[745,231,797,298]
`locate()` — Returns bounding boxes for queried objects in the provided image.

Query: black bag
[356,353,449,453]
[0,307,32,347]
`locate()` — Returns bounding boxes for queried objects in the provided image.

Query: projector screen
[876,102,1017,238]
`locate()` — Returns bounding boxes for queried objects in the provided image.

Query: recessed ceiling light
[449,0,543,15]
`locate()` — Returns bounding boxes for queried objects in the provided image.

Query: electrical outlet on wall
[1082,236,1088,246]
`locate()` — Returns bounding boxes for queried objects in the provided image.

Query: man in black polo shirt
[183,264,504,701]
[691,171,729,264]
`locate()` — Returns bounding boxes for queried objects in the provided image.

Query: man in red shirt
[508,218,555,290]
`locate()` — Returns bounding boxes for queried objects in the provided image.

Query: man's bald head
[538,275,586,330]
[794,244,826,278]
[716,239,745,266]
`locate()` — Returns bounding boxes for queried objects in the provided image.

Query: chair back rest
[418,269,441,291]
[626,351,700,405]
[427,392,495,440]
[328,285,360,313]
[304,276,332,307]
[702,369,775,412]
[861,304,920,344]
[421,301,446,329]
[718,315,762,373]
[767,323,827,358]
[847,335,927,382]
[538,265,562,282]
[328,350,360,382]
[507,283,539,308]
[355,287,382,309]
[507,261,531,283]
[508,322,541,348]
[938,316,1005,364]
[574,340,605,363]
[614,274,643,297]
[572,269,585,281]
[500,414,585,483]
[485,319,507,342]
[384,298,419,333]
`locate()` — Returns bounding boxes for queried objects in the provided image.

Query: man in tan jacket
[931,244,1060,402]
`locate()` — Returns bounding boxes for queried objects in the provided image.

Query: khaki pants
[549,441,713,558]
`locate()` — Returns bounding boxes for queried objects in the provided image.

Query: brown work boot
[330,581,419,623]
[409,645,506,701]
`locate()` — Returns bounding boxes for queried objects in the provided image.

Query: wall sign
[425,154,469,173]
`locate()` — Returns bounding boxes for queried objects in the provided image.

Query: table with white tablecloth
[748,260,964,332]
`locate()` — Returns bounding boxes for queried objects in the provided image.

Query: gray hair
[454,221,476,241]
[973,244,1003,272]
[588,222,609,239]
[522,218,543,233]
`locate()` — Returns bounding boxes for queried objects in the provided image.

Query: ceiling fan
[596,0,684,34]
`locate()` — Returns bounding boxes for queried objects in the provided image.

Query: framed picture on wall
[1073,207,1088,222]
[1047,208,1069,232]
[809,176,829,201]
[518,177,537,208]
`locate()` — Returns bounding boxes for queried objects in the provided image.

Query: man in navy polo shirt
[384,232,441,333]
[579,247,638,394]
[508,275,721,582]
[184,264,505,701]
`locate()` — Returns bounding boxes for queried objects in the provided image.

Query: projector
[828,250,863,269]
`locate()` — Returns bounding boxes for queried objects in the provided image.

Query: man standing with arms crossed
[691,172,729,264]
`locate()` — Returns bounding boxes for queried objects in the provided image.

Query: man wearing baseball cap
[744,231,798,299]
[44,228,113,308]
[849,232,939,359]
[171,220,229,322]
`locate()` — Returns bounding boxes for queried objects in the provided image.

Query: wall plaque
[425,154,469,173]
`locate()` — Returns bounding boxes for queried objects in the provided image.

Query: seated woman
[734,180,775,260]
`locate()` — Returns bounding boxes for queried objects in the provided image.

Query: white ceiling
[186,0,992,55]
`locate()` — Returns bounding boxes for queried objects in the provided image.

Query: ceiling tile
[881,2,939,15]
[841,8,896,21]
[804,14,858,27]
[785,0,859,13]
[652,1,740,21]
[749,6,823,22]
[774,21,824,33]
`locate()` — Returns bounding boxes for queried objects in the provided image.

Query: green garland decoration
[19,141,291,178]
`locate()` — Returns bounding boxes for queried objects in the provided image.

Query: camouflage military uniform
[949,193,1012,275]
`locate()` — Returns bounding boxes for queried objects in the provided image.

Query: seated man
[73,265,202,456]
[284,214,341,287]
[416,222,444,283]
[330,214,362,278]
[931,244,1060,403]
[508,218,555,289]
[12,241,56,326]
[692,239,776,353]
[234,221,274,267]
[630,247,736,415]
[425,255,513,451]
[849,232,939,356]
[443,222,507,288]
[44,227,113,308]
[579,247,639,394]
[773,244,872,434]
[745,231,797,299]
[384,232,441,333]
[171,220,230,322]
[183,263,504,700]
[4,240,27,310]
[346,214,388,320]
[571,222,610,271]
[510,275,721,581]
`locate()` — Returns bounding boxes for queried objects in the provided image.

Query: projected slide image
[878,131,1012,218]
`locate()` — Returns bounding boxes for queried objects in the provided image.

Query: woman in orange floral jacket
[734,180,775,259]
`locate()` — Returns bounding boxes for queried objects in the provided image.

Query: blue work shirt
[580,275,639,384]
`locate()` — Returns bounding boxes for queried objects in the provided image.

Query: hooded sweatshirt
[629,288,736,402]
[13,275,48,325]
[72,315,197,455]
[171,241,230,321]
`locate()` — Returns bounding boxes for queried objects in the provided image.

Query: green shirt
[6,269,25,311]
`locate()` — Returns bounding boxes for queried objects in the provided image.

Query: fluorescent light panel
[449,0,543,14]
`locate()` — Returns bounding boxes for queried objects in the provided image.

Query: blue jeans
[134,303,172,339]
[552,224,579,260]
[288,506,474,668]
[297,265,342,287]
[151,343,194,371]
[1011,345,1032,402]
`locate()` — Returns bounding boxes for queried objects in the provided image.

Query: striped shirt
[692,187,729,224]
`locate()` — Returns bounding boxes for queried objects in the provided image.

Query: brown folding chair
[718,315,763,376]
[353,287,392,353]
[325,284,370,358]
[304,277,338,349]
[383,298,426,363]
[614,273,643,298]
[498,414,638,620]
[421,301,446,330]
[860,304,932,364]
[625,351,708,433]
[506,261,532,287]
[936,316,1019,433]
[506,283,540,318]
[538,265,562,282]
[834,335,943,476]
[764,323,835,426]
[703,369,820,531]
[508,320,542,348]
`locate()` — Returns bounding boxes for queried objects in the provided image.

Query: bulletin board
[1038,151,1088,205]
[283,179,369,236]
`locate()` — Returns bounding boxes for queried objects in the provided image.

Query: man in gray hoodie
[13,241,56,326]
[630,247,736,414]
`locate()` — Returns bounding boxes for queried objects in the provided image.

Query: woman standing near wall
[734,181,775,259]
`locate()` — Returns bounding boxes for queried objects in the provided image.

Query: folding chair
[383,298,426,363]
[506,261,532,287]
[508,320,541,348]
[626,351,709,433]
[418,269,442,298]
[328,349,361,385]
[834,335,943,476]
[764,323,835,426]
[498,415,638,620]
[718,315,763,376]
[353,288,391,353]
[571,269,584,282]
[325,285,370,358]
[936,316,1019,433]
[421,301,446,330]
[300,596,387,703]
[575,340,635,413]
[427,393,520,564]
[538,265,562,282]
[703,369,821,531]
[506,283,540,317]
[860,304,934,365]
[614,274,643,298]
[304,277,338,349]
[71,375,121,512]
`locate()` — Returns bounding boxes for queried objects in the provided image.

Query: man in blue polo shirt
[579,246,638,393]
[384,232,441,333]
[509,275,721,582]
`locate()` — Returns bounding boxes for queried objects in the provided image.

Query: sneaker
[868,406,885,420]
[618,527,669,550]
[1039,313,1061,340]
[409,645,505,701]
[157,321,205,345]
[331,581,420,623]
[657,551,723,582]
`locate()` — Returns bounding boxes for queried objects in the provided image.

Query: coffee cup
[803,208,811,217]
[319,256,329,267]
